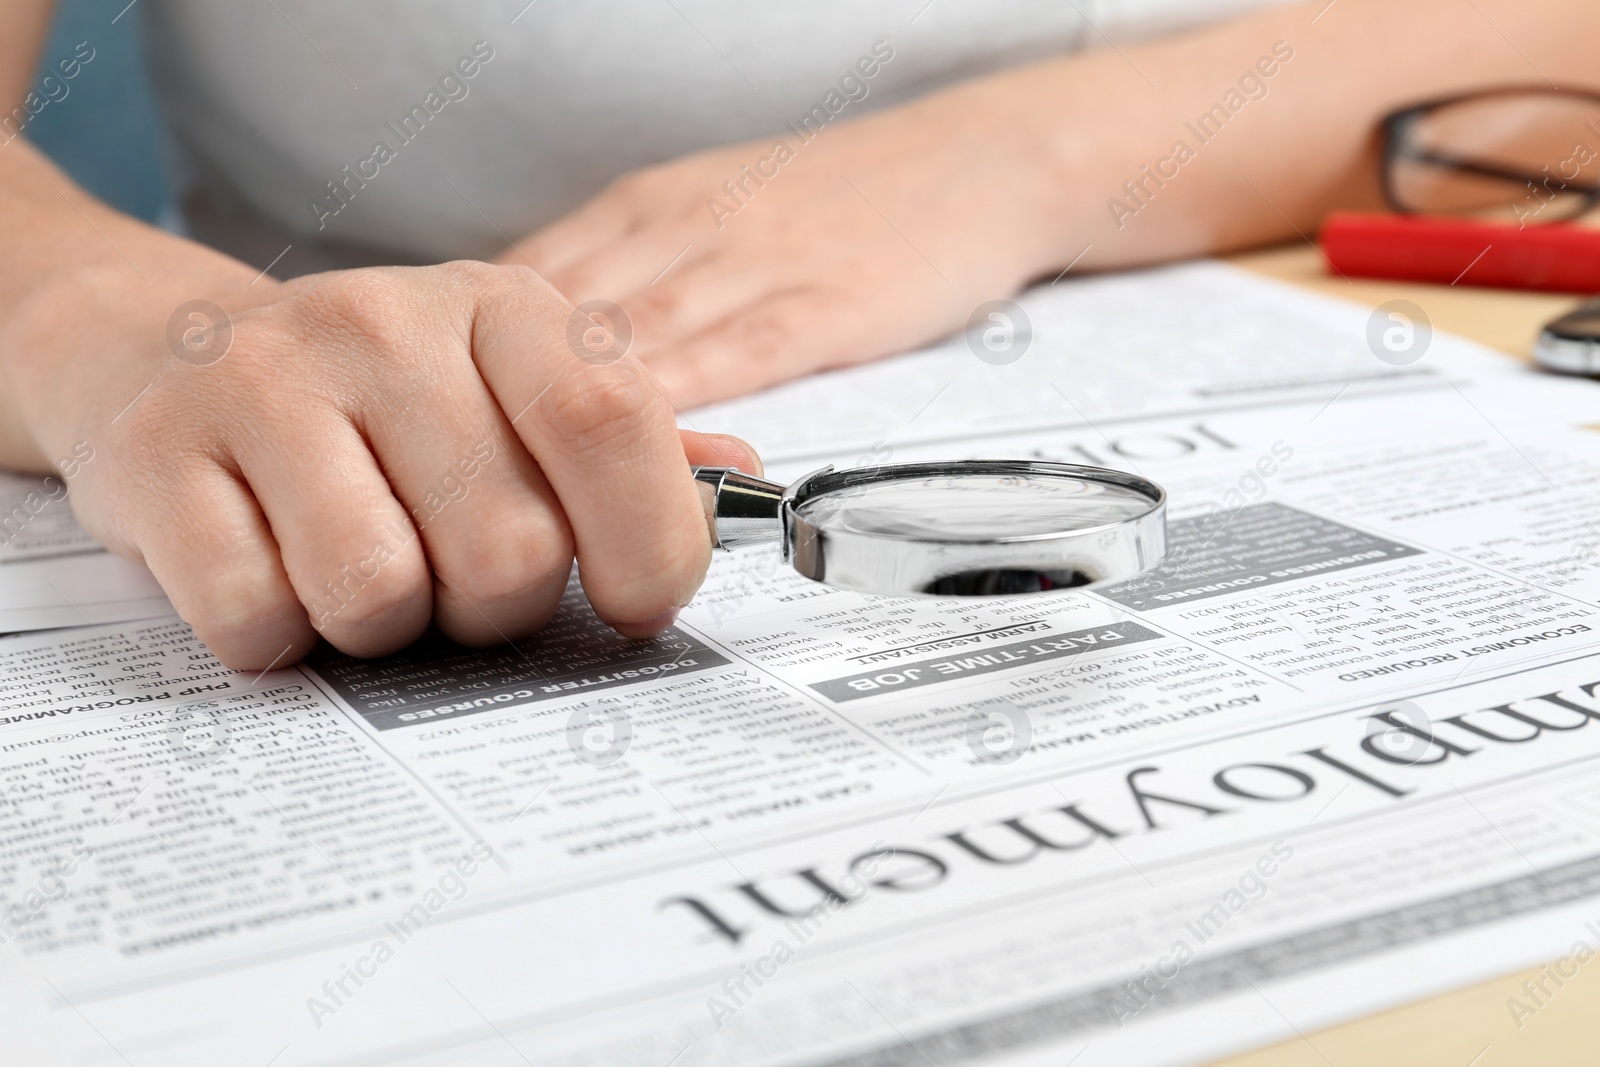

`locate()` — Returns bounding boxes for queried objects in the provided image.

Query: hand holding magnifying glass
[693,461,1167,597]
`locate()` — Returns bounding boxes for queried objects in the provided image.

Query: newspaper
[0,469,172,632]
[6,263,1600,1067]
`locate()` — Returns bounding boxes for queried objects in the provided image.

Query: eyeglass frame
[1378,85,1600,222]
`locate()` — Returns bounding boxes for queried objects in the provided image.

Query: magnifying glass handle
[691,467,787,550]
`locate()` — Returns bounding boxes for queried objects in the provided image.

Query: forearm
[0,139,263,471]
[929,0,1598,277]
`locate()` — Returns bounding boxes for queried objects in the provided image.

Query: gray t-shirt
[144,0,1284,267]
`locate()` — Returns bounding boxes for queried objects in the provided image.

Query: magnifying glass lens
[793,472,1157,542]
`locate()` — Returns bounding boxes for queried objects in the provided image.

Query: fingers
[508,190,638,277]
[644,281,965,407]
[471,282,711,637]
[236,419,433,658]
[355,357,575,649]
[616,254,780,354]
[680,431,763,475]
[640,289,872,407]
[134,260,749,665]
[549,228,712,306]
[131,464,318,671]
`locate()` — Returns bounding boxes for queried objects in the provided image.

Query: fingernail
[613,608,679,640]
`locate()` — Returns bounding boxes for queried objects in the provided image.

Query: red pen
[1319,211,1600,293]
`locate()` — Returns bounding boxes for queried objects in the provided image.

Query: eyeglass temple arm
[1395,145,1600,198]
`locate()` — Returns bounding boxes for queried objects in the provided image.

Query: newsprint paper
[7,264,1600,1066]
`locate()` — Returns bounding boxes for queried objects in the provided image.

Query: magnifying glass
[693,460,1167,597]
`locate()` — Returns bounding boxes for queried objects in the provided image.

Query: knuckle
[105,402,186,472]
[446,514,574,606]
[182,566,302,651]
[317,563,428,632]
[738,307,803,353]
[540,371,662,454]
[442,258,561,304]
[630,287,682,324]
[302,271,416,351]
[437,258,501,287]
[491,261,559,298]
[607,166,664,202]
[480,265,569,322]
[550,260,602,301]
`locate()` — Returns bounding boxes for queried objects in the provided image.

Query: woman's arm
[511,0,1598,404]
[0,21,755,668]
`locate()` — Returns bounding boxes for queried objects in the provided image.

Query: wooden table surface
[1192,243,1599,1067]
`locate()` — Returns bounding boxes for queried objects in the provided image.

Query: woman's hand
[503,78,1075,407]
[510,0,1600,411]
[3,259,758,669]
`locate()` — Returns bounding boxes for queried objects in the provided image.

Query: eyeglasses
[1381,86,1600,227]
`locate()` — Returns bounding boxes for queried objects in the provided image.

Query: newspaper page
[5,263,1600,1067]
[0,468,172,632]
